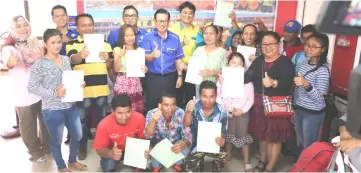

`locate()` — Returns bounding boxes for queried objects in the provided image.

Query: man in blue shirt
[107,5,147,48]
[51,5,79,56]
[141,8,184,112]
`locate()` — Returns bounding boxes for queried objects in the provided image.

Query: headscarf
[8,15,43,69]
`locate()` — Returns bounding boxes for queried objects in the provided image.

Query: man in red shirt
[279,20,304,58]
[94,94,150,172]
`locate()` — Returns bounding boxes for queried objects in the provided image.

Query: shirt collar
[180,22,195,30]
[195,101,221,120]
[153,28,168,39]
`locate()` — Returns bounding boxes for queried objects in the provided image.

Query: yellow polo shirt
[66,36,112,99]
[169,22,199,64]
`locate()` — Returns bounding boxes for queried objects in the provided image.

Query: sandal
[67,162,88,171]
[252,160,266,172]
[58,167,71,172]
[245,164,253,172]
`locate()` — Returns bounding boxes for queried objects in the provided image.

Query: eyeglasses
[155,20,169,24]
[261,42,278,48]
[123,14,137,19]
[304,44,322,51]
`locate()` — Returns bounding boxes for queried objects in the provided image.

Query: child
[113,25,147,114]
[216,52,254,172]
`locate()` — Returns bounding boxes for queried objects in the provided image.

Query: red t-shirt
[93,111,146,151]
[280,37,304,59]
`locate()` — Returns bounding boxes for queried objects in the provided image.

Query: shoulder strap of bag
[295,51,303,65]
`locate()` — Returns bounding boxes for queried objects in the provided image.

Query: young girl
[113,25,147,114]
[216,52,254,172]
[28,29,87,172]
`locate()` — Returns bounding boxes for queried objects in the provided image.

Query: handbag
[262,60,294,117]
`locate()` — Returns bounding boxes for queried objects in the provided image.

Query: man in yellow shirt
[169,1,199,109]
[66,13,112,160]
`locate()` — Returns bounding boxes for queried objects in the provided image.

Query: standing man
[169,1,198,109]
[51,5,79,56]
[145,92,192,172]
[279,20,304,58]
[141,8,184,112]
[94,94,149,172]
[66,13,112,160]
[107,5,147,48]
[183,81,228,172]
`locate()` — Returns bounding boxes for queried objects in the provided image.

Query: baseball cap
[283,20,301,33]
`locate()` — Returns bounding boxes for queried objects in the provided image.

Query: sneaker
[77,148,87,160]
[152,167,161,172]
[30,156,47,163]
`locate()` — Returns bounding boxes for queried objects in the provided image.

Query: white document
[197,121,222,153]
[185,56,205,85]
[61,70,84,103]
[214,0,234,28]
[237,45,256,70]
[150,138,185,168]
[125,49,145,77]
[124,137,150,169]
[84,34,105,63]
[222,67,244,98]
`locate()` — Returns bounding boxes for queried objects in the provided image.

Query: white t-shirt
[1,46,41,107]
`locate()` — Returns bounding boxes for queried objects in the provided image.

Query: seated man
[183,80,228,172]
[94,94,150,172]
[145,92,192,172]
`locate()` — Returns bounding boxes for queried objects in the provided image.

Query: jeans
[151,142,190,168]
[100,153,124,172]
[42,105,82,169]
[77,96,107,150]
[295,107,325,149]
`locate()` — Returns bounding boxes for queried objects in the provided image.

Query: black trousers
[145,72,177,112]
[176,71,195,109]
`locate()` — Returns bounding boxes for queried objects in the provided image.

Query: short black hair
[51,5,67,16]
[123,5,139,16]
[262,31,281,43]
[179,1,196,13]
[154,8,170,21]
[111,94,132,110]
[301,24,317,35]
[199,80,217,95]
[75,13,94,26]
[43,29,62,43]
[158,92,176,104]
[227,52,245,65]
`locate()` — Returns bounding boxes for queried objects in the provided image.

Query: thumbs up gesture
[80,44,89,59]
[111,142,123,160]
[152,104,163,122]
[294,73,309,87]
[187,96,196,112]
[6,51,19,68]
[113,45,126,60]
[183,35,189,46]
[151,44,161,58]
[263,72,274,88]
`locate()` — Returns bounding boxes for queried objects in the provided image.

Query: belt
[149,72,176,76]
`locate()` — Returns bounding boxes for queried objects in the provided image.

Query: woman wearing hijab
[1,15,50,162]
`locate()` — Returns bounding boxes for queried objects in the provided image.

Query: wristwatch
[178,75,183,78]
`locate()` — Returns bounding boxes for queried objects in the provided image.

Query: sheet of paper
[197,121,222,153]
[150,138,185,168]
[222,67,244,98]
[124,137,150,169]
[214,0,234,28]
[84,34,105,63]
[125,49,145,77]
[61,70,84,103]
[237,45,256,70]
[185,56,205,85]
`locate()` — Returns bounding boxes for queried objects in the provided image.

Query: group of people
[2,1,361,172]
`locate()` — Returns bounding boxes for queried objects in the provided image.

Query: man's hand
[340,126,352,141]
[99,51,109,61]
[144,149,151,159]
[111,142,123,160]
[215,137,225,147]
[151,44,161,59]
[336,138,361,152]
[183,35,190,46]
[55,84,66,97]
[152,104,163,122]
[187,96,196,112]
[80,44,89,59]
[171,141,186,154]
[81,81,86,88]
[176,76,183,88]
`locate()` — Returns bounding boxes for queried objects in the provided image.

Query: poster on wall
[84,0,277,38]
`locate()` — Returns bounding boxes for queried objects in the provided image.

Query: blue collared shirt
[141,29,184,74]
[59,28,79,56]
[107,27,148,49]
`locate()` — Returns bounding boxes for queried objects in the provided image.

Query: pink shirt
[1,46,41,107]
[216,81,254,113]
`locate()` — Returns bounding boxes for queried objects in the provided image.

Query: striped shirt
[28,56,74,110]
[294,59,330,111]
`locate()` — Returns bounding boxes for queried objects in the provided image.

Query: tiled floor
[0,74,295,172]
